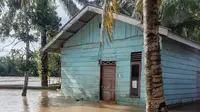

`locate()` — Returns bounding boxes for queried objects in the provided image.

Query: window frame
[129,61,141,98]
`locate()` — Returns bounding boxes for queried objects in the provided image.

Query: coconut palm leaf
[162,0,200,41]
[0,0,5,12]
[59,0,80,17]
[74,0,89,6]
[100,0,118,44]
[118,0,135,16]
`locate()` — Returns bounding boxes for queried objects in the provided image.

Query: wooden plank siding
[161,37,200,105]
[61,15,145,106]
[60,14,200,107]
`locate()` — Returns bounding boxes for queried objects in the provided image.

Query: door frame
[99,61,116,101]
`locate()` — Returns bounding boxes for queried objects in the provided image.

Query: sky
[0,1,70,57]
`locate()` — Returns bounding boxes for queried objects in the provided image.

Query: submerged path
[0,89,199,112]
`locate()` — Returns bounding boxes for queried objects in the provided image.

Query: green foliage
[0,1,38,42]
[0,49,38,76]
[31,1,61,79]
[118,0,135,16]
[28,0,61,78]
[36,51,42,77]
[133,0,200,42]
[162,0,200,41]
[0,0,61,78]
[59,0,80,17]
[48,53,61,77]
[30,0,61,31]
[35,50,61,77]
[0,1,4,12]
[0,49,60,77]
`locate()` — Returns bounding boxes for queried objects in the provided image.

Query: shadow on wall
[61,68,99,101]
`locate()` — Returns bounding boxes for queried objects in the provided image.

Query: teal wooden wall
[161,37,200,105]
[61,15,145,106]
[61,14,200,107]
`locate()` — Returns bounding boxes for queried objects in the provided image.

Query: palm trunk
[41,28,48,87]
[143,0,167,112]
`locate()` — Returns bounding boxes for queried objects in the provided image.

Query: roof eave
[42,6,91,53]
[42,6,200,53]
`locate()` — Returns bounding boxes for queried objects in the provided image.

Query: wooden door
[100,61,116,101]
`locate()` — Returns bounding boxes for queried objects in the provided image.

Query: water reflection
[22,97,29,112]
[40,91,49,107]
[0,89,196,112]
[0,89,145,112]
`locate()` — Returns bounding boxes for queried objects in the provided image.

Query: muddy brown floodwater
[0,77,60,86]
[0,89,199,112]
[0,89,145,112]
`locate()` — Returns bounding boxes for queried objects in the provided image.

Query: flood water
[0,76,199,112]
[0,77,60,86]
[0,89,145,112]
[0,89,200,112]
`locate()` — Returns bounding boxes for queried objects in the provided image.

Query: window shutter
[131,52,142,62]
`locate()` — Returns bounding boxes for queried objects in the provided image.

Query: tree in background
[59,0,135,17]
[0,0,61,88]
[162,0,200,41]
[0,0,39,96]
[129,0,200,42]
[0,0,60,93]
[30,0,61,87]
[0,49,38,76]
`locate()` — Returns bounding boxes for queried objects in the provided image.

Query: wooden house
[43,6,200,107]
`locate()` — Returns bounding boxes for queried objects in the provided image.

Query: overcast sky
[0,1,70,56]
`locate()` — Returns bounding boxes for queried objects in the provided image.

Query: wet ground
[0,89,200,112]
[0,77,60,86]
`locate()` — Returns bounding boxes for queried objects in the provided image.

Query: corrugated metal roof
[42,6,200,53]
[42,6,99,52]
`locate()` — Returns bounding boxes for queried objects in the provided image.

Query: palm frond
[74,0,89,6]
[89,0,102,6]
[100,0,118,44]
[133,0,162,21]
[112,0,118,13]
[162,0,200,41]
[59,0,80,17]
[0,0,5,12]
[135,0,142,12]
[118,0,135,16]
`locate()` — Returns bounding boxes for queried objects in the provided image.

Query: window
[130,52,141,97]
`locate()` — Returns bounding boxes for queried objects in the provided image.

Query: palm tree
[142,0,167,111]
[100,0,167,111]
[0,0,59,94]
[162,0,200,41]
[31,0,61,87]
[0,0,34,96]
